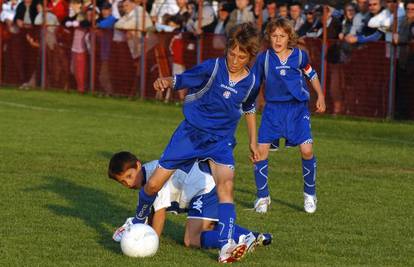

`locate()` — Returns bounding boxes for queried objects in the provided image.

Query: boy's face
[115,162,142,189]
[270,27,289,53]
[289,5,301,20]
[279,6,288,18]
[226,45,250,74]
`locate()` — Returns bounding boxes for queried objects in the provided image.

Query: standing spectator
[325,6,346,115]
[150,0,179,25]
[262,0,277,32]
[1,0,19,25]
[394,0,414,118]
[65,0,89,93]
[115,0,153,96]
[185,0,216,34]
[34,2,62,88]
[277,2,288,19]
[289,1,305,32]
[97,2,117,96]
[115,0,153,59]
[345,0,385,44]
[14,0,38,27]
[14,0,38,88]
[339,3,357,40]
[394,0,414,47]
[47,0,69,23]
[166,14,186,102]
[214,2,232,35]
[213,2,232,49]
[225,0,254,34]
[368,0,405,48]
[350,0,369,35]
[297,3,322,38]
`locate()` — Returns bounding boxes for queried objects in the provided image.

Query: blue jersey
[173,57,258,137]
[253,48,317,102]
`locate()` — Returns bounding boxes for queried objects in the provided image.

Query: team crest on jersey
[223,91,231,99]
[280,69,286,76]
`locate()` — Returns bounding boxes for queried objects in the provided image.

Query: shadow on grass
[27,176,188,255]
[237,196,302,212]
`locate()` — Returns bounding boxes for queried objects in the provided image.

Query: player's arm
[308,76,326,113]
[245,113,259,162]
[148,208,167,237]
[153,59,215,92]
[300,51,326,113]
[243,83,260,162]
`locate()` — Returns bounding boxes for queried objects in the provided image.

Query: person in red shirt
[47,0,68,23]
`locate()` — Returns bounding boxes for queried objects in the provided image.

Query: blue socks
[302,157,317,196]
[201,224,251,249]
[217,203,236,248]
[254,159,269,198]
[132,189,157,224]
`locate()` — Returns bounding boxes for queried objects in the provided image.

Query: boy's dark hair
[264,17,298,48]
[226,23,260,59]
[289,1,302,8]
[108,151,139,180]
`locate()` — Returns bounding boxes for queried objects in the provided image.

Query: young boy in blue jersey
[108,152,272,254]
[252,18,326,214]
[131,23,261,263]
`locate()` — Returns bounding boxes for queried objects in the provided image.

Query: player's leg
[254,104,282,213]
[299,142,317,213]
[209,161,247,263]
[253,143,272,213]
[133,167,175,223]
[185,218,215,248]
[293,102,317,213]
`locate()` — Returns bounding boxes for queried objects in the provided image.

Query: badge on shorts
[280,69,286,76]
[223,91,231,99]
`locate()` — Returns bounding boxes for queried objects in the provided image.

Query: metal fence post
[40,0,47,89]
[90,0,97,94]
[139,0,147,99]
[387,1,399,119]
[320,5,328,96]
[0,0,3,86]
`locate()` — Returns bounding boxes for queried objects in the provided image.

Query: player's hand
[113,217,134,242]
[153,77,172,92]
[315,95,326,113]
[249,143,260,163]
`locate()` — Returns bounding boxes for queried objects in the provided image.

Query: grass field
[0,88,413,266]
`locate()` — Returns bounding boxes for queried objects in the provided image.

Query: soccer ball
[120,224,159,257]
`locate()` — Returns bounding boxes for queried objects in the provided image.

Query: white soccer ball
[120,224,159,258]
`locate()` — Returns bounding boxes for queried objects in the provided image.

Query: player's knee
[301,149,313,160]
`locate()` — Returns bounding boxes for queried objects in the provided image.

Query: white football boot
[239,232,258,253]
[254,196,271,213]
[218,239,247,263]
[304,193,317,213]
[112,217,134,242]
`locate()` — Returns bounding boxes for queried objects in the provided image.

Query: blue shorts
[258,101,313,146]
[187,187,218,221]
[159,120,236,172]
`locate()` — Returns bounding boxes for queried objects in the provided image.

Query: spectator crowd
[1,0,413,107]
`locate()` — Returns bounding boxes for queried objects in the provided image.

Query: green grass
[0,88,413,266]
